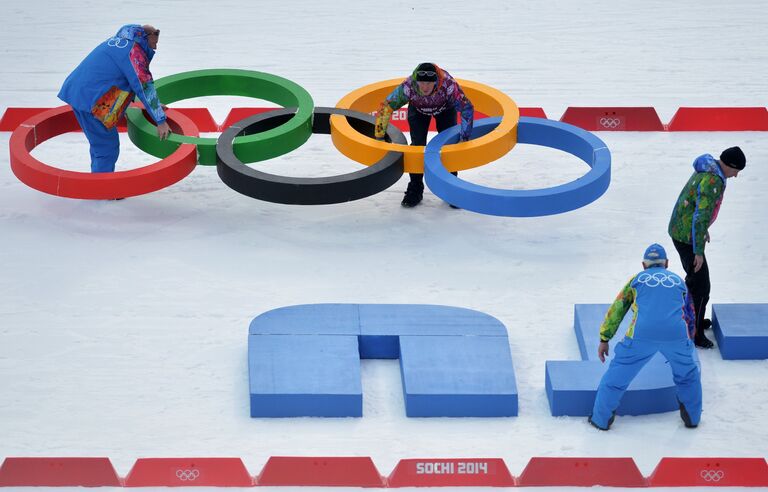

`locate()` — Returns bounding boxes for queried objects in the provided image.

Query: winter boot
[401,181,424,208]
[588,412,615,431]
[678,399,698,428]
[694,331,714,349]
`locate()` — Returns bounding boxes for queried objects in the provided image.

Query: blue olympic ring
[424,117,611,217]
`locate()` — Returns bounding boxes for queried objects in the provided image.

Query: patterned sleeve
[123,44,166,124]
[599,276,636,342]
[683,290,696,337]
[447,78,474,141]
[374,80,409,139]
[691,175,723,255]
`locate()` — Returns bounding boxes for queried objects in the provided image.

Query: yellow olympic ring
[330,79,519,174]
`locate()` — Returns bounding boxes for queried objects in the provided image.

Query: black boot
[702,318,712,330]
[587,412,615,431]
[678,399,698,428]
[446,172,460,209]
[694,331,714,349]
[401,181,424,208]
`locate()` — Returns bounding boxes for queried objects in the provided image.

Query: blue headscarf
[113,24,154,61]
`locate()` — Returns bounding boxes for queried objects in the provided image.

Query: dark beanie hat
[720,146,746,170]
[415,62,438,82]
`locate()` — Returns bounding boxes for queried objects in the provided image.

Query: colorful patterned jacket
[599,267,695,342]
[58,25,166,130]
[668,154,727,255]
[374,65,473,141]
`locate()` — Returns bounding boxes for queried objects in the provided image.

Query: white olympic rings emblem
[599,117,622,129]
[636,272,682,288]
[175,469,200,481]
[700,469,725,482]
[107,37,130,48]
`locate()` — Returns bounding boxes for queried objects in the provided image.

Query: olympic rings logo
[175,469,200,481]
[700,469,725,482]
[9,69,610,216]
[599,117,622,129]
[106,37,130,49]
[636,272,682,288]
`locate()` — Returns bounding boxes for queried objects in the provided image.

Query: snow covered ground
[1,1,767,490]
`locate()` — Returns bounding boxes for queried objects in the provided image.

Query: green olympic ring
[125,68,314,165]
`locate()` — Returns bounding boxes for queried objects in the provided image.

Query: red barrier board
[368,109,491,133]
[519,107,547,119]
[123,457,254,487]
[647,457,768,487]
[256,456,386,487]
[0,457,122,487]
[174,107,220,132]
[0,108,50,131]
[560,107,665,131]
[387,458,515,487]
[219,107,280,131]
[667,107,768,131]
[516,457,647,487]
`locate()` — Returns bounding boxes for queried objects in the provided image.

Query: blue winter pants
[591,337,702,428]
[72,108,119,173]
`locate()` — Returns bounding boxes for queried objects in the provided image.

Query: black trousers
[673,239,711,336]
[406,105,458,185]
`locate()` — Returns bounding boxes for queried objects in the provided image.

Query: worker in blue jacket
[588,243,702,430]
[58,24,170,173]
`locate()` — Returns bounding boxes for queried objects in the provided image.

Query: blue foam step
[546,304,700,416]
[712,304,768,360]
[400,335,517,417]
[248,334,362,417]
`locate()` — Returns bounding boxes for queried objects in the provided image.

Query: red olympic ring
[9,105,199,200]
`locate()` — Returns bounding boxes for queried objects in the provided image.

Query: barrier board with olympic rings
[8,68,610,216]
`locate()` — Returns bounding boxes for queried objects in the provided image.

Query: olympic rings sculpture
[216,107,406,205]
[331,78,520,174]
[9,105,198,199]
[8,68,611,216]
[126,69,314,165]
[423,117,611,216]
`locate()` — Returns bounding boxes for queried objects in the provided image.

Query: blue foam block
[248,334,362,417]
[358,304,507,359]
[399,335,517,417]
[546,357,680,416]
[712,304,768,360]
[248,304,517,418]
[546,304,700,416]
[249,304,360,335]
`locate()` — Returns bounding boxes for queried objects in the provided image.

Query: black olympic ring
[700,469,725,482]
[599,117,621,129]
[216,107,406,205]
[175,469,200,481]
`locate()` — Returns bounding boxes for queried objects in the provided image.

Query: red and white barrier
[3,106,768,133]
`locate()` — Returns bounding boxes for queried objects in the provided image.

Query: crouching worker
[58,24,170,174]
[588,243,702,430]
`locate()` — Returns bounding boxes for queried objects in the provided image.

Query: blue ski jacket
[58,24,166,129]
